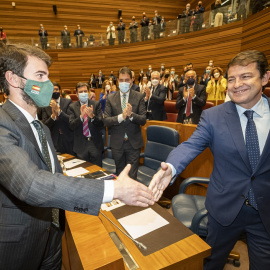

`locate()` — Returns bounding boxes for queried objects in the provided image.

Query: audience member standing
[206,67,227,101]
[144,71,167,121]
[68,82,104,166]
[40,82,74,154]
[107,22,116,46]
[193,1,205,31]
[88,74,96,89]
[160,17,166,35]
[213,0,224,27]
[160,69,170,99]
[181,4,193,33]
[74,25,85,48]
[61,25,70,49]
[0,27,7,45]
[96,70,105,88]
[108,70,117,85]
[104,67,146,179]
[38,25,48,49]
[146,65,153,81]
[153,10,162,39]
[140,12,149,41]
[168,67,179,97]
[139,76,151,93]
[176,70,206,124]
[99,80,115,113]
[130,71,140,92]
[117,17,125,45]
[138,69,144,84]
[200,66,212,86]
[129,16,138,43]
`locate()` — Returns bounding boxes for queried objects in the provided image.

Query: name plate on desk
[111,204,193,256]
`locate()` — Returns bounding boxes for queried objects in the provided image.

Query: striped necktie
[32,120,59,226]
[83,114,90,137]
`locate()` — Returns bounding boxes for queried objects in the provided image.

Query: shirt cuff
[102,180,114,203]
[192,95,197,100]
[166,163,177,185]
[118,114,124,123]
[51,115,57,121]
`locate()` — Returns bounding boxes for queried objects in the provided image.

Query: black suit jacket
[176,83,206,124]
[40,97,73,154]
[146,84,167,121]
[104,90,146,149]
[131,83,140,92]
[68,99,104,155]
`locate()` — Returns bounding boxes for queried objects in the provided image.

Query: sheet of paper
[64,158,86,169]
[118,208,169,239]
[65,167,89,177]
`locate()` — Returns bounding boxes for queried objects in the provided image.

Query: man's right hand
[114,165,154,207]
[148,162,172,202]
[80,104,87,118]
[183,87,188,99]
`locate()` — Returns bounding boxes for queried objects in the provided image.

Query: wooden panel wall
[1,0,185,41]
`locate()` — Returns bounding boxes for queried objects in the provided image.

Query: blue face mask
[78,92,89,103]
[206,70,211,74]
[171,71,175,75]
[119,82,130,93]
[22,78,53,107]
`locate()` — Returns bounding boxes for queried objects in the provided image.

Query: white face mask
[214,73,220,78]
[119,82,130,93]
[151,79,159,86]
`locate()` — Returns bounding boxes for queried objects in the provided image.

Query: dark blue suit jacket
[167,96,270,236]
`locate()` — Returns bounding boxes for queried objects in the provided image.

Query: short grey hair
[151,71,160,77]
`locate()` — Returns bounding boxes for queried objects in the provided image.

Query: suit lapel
[224,101,251,172]
[3,100,45,163]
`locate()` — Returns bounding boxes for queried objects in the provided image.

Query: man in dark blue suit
[149,50,270,269]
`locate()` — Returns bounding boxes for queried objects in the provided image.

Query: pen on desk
[100,212,147,250]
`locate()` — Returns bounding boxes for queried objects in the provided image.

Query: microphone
[100,211,147,250]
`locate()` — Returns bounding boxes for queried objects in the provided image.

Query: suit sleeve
[193,85,207,108]
[58,99,72,124]
[41,107,54,128]
[0,119,104,216]
[90,102,104,127]
[150,86,167,104]
[176,88,186,109]
[166,110,211,176]
[68,104,82,131]
[131,95,146,126]
[103,96,120,127]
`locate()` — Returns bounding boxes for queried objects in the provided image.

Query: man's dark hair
[227,50,269,79]
[118,66,132,79]
[0,43,52,95]
[187,63,193,66]
[52,82,61,90]
[76,82,89,92]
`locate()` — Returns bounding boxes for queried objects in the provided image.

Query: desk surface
[62,154,211,270]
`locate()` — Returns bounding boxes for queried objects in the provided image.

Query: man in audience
[168,67,179,94]
[153,10,162,39]
[131,71,140,92]
[61,25,70,49]
[96,70,105,88]
[181,3,193,34]
[160,63,165,78]
[74,25,85,48]
[40,82,74,155]
[0,44,154,270]
[144,71,167,121]
[129,16,138,43]
[193,1,205,31]
[149,50,270,269]
[104,67,146,179]
[38,24,48,49]
[178,63,196,87]
[68,82,104,167]
[108,70,117,85]
[176,70,206,124]
[200,65,212,86]
[117,17,126,45]
[141,12,149,41]
[160,16,166,36]
[146,65,153,81]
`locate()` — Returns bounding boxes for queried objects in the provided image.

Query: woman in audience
[139,75,151,93]
[107,22,116,46]
[138,69,144,84]
[200,66,212,86]
[88,73,96,89]
[160,69,171,99]
[99,80,114,112]
[213,0,224,27]
[206,67,227,101]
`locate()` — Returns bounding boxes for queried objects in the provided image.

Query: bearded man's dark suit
[40,97,74,154]
[0,100,104,269]
[176,83,206,124]
[68,99,104,167]
[103,90,146,178]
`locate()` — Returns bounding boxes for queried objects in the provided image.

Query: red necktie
[186,92,192,117]
[83,114,90,137]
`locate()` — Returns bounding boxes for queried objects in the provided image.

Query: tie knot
[244,110,254,120]
[123,94,126,98]
[32,120,42,130]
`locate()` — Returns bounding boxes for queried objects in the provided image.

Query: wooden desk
[62,155,211,270]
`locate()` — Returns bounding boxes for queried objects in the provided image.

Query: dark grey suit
[68,99,104,167]
[104,90,146,178]
[0,100,104,269]
[40,97,74,155]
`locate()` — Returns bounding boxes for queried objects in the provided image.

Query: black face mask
[199,4,201,7]
[187,78,195,86]
[120,20,122,22]
[165,74,169,78]
[132,19,135,21]
[52,92,60,99]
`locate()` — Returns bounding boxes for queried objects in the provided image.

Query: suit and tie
[0,100,104,269]
[167,96,270,268]
[176,83,206,124]
[145,84,167,121]
[104,90,146,178]
[68,99,104,167]
[40,97,74,155]
[61,30,70,48]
